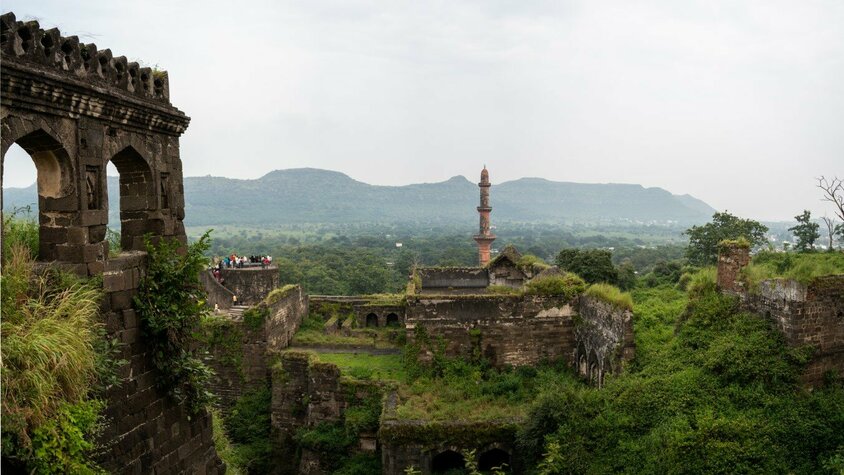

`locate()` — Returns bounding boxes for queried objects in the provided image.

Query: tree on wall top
[684,211,768,266]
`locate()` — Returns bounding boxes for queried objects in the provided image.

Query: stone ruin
[1,12,222,473]
[717,243,844,387]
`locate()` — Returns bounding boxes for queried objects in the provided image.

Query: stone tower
[474,166,496,266]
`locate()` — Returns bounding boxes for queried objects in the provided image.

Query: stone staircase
[226,305,251,320]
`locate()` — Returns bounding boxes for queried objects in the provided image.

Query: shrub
[524,272,586,299]
[584,283,633,311]
[264,284,298,305]
[1,243,109,473]
[517,254,551,273]
[133,232,215,413]
[224,388,272,474]
[686,267,717,297]
[27,400,106,475]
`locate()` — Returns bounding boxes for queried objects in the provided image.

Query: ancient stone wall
[200,269,235,311]
[380,393,518,475]
[716,242,751,294]
[203,286,308,409]
[417,267,488,293]
[574,296,636,387]
[219,266,280,305]
[405,295,576,367]
[1,13,189,275]
[1,13,225,473]
[272,352,381,475]
[715,245,844,387]
[100,253,222,473]
[310,295,406,329]
[743,276,844,387]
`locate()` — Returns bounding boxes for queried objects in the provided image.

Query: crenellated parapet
[1,12,171,102]
[0,12,189,136]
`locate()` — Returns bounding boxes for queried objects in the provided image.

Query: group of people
[212,253,273,271]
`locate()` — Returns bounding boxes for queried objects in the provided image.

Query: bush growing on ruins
[264,284,298,305]
[517,254,551,273]
[0,239,111,473]
[521,273,844,474]
[524,272,586,300]
[584,283,633,311]
[134,232,215,414]
[741,251,844,286]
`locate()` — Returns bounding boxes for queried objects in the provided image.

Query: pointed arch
[2,128,77,261]
[107,145,155,251]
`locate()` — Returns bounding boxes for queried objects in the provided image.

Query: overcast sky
[3,0,842,221]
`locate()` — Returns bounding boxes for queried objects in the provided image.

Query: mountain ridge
[3,167,716,226]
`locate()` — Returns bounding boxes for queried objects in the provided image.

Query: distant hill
[3,168,716,226]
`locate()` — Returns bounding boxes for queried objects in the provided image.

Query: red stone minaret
[474,166,496,266]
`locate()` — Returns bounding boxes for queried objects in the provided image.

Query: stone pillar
[716,241,751,294]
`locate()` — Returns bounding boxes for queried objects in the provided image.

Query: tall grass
[584,283,633,311]
[1,243,104,457]
[743,251,844,285]
[2,209,38,259]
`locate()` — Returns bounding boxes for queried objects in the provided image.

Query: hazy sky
[3,0,842,221]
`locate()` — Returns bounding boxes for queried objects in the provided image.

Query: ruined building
[1,13,222,472]
[717,242,844,387]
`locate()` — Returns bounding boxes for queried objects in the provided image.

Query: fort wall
[574,296,636,387]
[405,295,577,367]
[716,243,844,387]
[220,266,280,305]
[202,286,308,410]
[1,12,224,473]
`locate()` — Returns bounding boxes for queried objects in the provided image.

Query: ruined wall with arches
[1,13,222,473]
[573,296,636,388]
[1,12,188,274]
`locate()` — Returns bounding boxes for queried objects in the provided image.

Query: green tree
[788,210,820,252]
[616,260,637,290]
[684,211,768,266]
[555,248,618,285]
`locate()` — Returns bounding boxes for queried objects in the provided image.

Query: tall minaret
[473,166,496,266]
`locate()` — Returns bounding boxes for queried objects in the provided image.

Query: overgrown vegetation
[1,218,116,473]
[222,388,273,474]
[133,232,215,414]
[292,313,404,348]
[518,272,844,474]
[524,272,586,299]
[584,283,633,311]
[741,251,844,286]
[684,211,769,265]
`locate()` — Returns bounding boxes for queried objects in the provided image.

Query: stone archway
[366,312,379,328]
[107,146,156,252]
[386,312,400,327]
[478,448,510,472]
[431,450,465,474]
[1,128,77,261]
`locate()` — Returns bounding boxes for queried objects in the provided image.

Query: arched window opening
[432,450,465,474]
[386,312,400,327]
[478,448,510,472]
[2,143,39,258]
[366,313,379,328]
[2,130,75,261]
[107,146,154,252]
